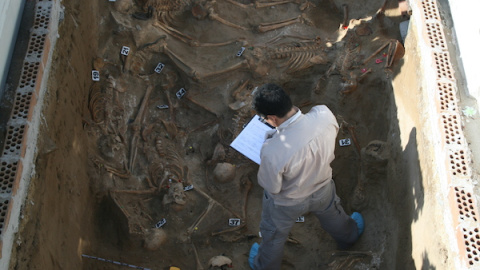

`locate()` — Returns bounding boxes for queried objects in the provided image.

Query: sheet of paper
[230,115,274,164]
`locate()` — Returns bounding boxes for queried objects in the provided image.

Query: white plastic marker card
[230,115,274,164]
[120,46,130,56]
[92,70,100,81]
[154,63,165,73]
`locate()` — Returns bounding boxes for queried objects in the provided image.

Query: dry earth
[8,0,415,269]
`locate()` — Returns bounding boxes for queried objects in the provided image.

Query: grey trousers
[253,179,359,270]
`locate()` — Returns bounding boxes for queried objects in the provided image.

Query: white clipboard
[230,115,274,164]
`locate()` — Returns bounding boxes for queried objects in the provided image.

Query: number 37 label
[228,218,241,226]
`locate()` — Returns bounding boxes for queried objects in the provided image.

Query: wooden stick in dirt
[342,4,349,28]
[385,40,395,67]
[362,41,390,65]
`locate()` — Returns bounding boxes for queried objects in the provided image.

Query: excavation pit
[0,0,478,269]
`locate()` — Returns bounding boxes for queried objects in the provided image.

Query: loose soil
[9,0,414,269]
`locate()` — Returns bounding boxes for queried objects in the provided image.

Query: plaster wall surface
[448,1,480,100]
[392,12,458,268]
[0,0,26,99]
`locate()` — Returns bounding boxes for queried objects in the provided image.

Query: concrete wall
[391,18,456,268]
[0,0,26,99]
[390,0,480,267]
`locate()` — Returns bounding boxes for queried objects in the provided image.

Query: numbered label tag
[176,88,187,99]
[296,216,305,223]
[228,218,241,226]
[157,104,169,109]
[155,218,167,228]
[236,47,246,57]
[339,138,351,147]
[154,63,165,74]
[184,184,194,191]
[92,70,100,81]
[120,46,130,56]
[108,0,116,2]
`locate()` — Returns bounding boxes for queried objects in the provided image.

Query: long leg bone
[184,96,218,116]
[137,36,167,51]
[257,15,302,33]
[208,8,248,30]
[154,21,247,47]
[265,35,319,45]
[196,60,249,80]
[165,90,177,124]
[105,166,131,178]
[223,0,253,8]
[195,188,241,218]
[111,193,132,220]
[191,38,247,48]
[187,188,241,235]
[187,120,218,135]
[111,188,156,195]
[209,176,252,236]
[161,44,197,78]
[211,223,246,236]
[222,0,295,9]
[157,37,248,80]
[153,21,195,45]
[255,0,296,8]
[129,85,153,172]
[242,178,252,219]
[192,243,205,270]
[187,201,215,234]
[90,156,131,178]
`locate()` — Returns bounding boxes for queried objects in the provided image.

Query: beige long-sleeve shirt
[257,105,339,206]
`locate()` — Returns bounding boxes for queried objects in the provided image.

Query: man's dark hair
[253,83,293,118]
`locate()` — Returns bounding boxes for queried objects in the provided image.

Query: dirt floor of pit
[5,0,430,269]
